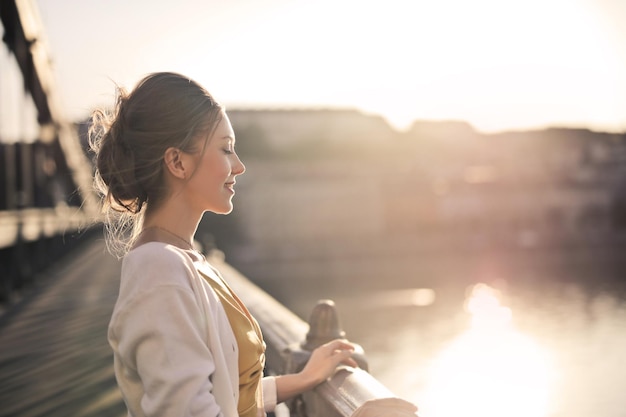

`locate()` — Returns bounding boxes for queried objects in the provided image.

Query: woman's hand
[274,339,359,403]
[300,339,359,386]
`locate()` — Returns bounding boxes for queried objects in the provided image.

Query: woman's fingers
[324,339,356,354]
[324,339,359,367]
[340,354,359,368]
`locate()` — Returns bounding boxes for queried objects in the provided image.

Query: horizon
[217,106,626,136]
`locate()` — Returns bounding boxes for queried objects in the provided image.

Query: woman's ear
[163,147,188,180]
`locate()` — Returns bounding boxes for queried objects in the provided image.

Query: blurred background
[1,1,626,416]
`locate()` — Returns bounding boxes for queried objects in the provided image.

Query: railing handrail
[208,251,417,417]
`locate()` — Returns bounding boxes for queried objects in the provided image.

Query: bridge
[0,0,98,302]
[0,1,416,416]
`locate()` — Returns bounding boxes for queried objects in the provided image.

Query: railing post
[284,299,368,417]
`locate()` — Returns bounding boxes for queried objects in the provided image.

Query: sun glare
[420,284,555,417]
[37,0,626,132]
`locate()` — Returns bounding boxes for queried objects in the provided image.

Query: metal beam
[1,0,99,215]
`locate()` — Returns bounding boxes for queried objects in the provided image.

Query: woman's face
[183,111,245,215]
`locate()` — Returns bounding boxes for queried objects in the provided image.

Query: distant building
[228,108,396,150]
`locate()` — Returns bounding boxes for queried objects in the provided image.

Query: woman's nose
[233,154,245,175]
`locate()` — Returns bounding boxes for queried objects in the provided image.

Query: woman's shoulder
[121,242,200,287]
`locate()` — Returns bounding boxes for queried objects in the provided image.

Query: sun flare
[420,284,555,417]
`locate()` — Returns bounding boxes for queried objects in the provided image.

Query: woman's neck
[140,225,194,250]
[139,201,201,250]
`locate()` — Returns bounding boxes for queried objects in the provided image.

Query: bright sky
[36,0,626,133]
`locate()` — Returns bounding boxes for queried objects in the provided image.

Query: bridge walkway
[0,238,126,417]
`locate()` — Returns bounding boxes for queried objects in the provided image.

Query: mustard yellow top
[201,271,266,417]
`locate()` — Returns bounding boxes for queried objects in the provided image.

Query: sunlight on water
[419,283,556,417]
[465,283,512,329]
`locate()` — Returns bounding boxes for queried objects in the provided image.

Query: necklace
[143,226,194,250]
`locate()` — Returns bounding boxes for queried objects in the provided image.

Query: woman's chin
[207,204,234,215]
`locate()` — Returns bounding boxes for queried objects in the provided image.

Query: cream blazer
[108,242,277,417]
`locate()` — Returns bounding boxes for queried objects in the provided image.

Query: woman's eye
[223,148,233,154]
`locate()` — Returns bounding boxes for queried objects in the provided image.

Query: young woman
[90,72,356,417]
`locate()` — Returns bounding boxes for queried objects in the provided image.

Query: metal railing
[209,251,418,417]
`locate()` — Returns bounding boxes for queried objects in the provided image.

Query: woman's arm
[274,339,358,403]
[111,285,224,417]
[111,247,235,417]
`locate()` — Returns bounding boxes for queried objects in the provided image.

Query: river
[254,244,626,417]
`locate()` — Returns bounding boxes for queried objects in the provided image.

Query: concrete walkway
[0,238,126,417]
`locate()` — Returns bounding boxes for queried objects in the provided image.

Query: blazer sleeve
[110,267,224,416]
[262,376,277,412]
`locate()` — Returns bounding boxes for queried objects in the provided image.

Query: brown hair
[89,72,223,257]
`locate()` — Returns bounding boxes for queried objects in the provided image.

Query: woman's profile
[90,72,357,417]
